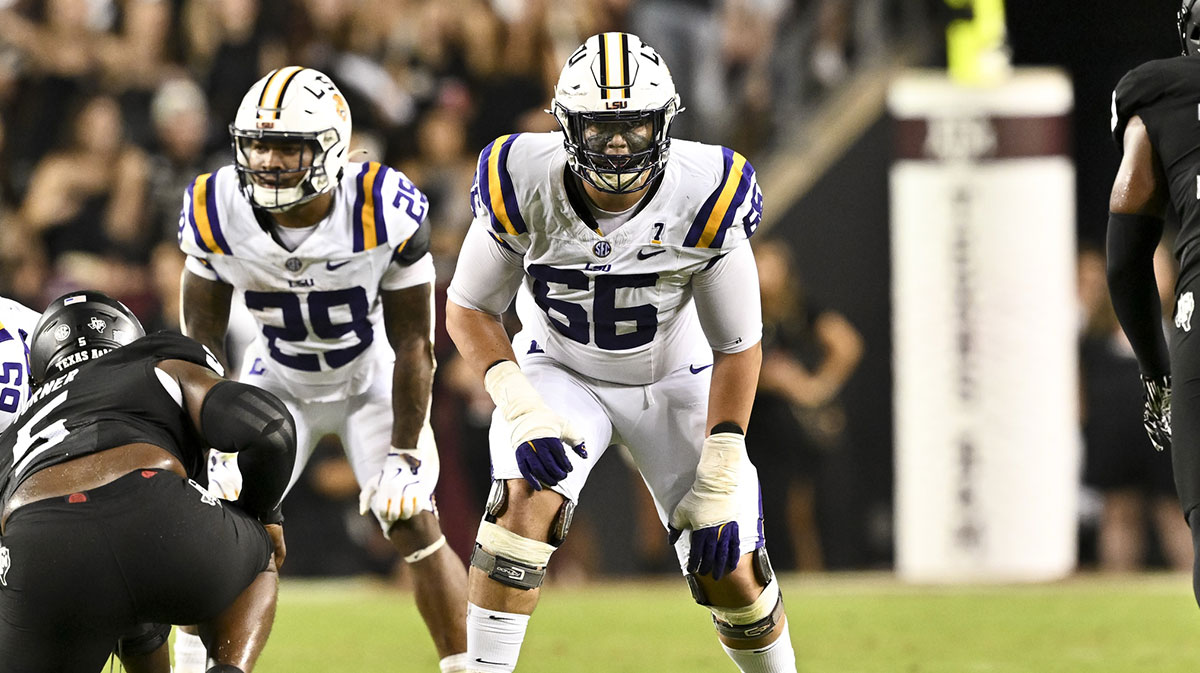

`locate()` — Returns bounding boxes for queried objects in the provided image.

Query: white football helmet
[229,66,352,211]
[552,32,682,194]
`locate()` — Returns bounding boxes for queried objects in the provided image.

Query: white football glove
[206,450,243,500]
[669,432,753,536]
[484,360,587,490]
[359,447,437,531]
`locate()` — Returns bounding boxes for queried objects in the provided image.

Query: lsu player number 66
[176,67,468,672]
[445,33,795,673]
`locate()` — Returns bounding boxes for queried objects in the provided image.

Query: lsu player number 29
[177,67,468,672]
[445,32,794,673]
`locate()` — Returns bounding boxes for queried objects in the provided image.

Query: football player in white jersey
[0,297,38,434]
[446,33,796,673]
[176,67,468,673]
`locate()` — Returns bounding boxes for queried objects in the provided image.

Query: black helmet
[1180,0,1200,55]
[29,291,145,384]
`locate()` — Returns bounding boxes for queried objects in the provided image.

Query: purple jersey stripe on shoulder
[709,162,754,249]
[497,134,527,235]
[477,139,501,234]
[683,147,735,247]
[352,163,370,252]
[205,173,233,255]
[372,164,389,246]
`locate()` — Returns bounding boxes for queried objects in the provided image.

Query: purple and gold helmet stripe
[684,149,753,249]
[257,66,304,120]
[478,134,527,236]
[353,162,391,251]
[598,32,631,101]
[187,173,233,255]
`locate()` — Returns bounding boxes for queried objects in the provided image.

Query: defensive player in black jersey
[1108,0,1200,605]
[0,291,297,673]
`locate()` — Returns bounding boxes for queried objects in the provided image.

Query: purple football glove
[515,437,587,491]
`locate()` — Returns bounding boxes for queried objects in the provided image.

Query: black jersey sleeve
[392,219,431,266]
[1112,60,1169,150]
[108,332,224,375]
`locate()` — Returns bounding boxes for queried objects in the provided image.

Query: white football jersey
[449,132,764,385]
[179,161,432,402]
[0,298,39,433]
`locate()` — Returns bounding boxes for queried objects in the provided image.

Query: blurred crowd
[0,0,909,318]
[0,0,922,578]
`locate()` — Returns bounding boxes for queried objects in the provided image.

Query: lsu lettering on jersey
[0,298,38,433]
[179,161,431,402]
[450,132,764,385]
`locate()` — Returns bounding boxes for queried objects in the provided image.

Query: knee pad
[114,622,170,657]
[682,547,784,641]
[471,521,556,590]
[709,580,785,641]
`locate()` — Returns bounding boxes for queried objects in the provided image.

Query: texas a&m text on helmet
[29,291,146,384]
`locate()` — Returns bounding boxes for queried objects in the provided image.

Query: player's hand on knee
[1141,374,1172,452]
[358,448,436,527]
[514,424,587,490]
[668,431,753,579]
[484,360,587,490]
[207,450,243,500]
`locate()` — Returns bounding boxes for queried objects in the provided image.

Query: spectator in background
[748,238,863,571]
[1079,243,1191,572]
[15,93,152,308]
[145,75,223,244]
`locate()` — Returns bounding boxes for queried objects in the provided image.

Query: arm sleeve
[692,243,763,353]
[200,381,297,524]
[446,224,526,314]
[1106,211,1170,378]
[380,251,436,290]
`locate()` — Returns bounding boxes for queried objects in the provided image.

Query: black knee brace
[114,622,170,657]
[201,380,298,523]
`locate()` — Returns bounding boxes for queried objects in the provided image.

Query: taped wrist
[695,432,749,496]
[201,381,297,523]
[1106,212,1169,378]
[484,360,543,422]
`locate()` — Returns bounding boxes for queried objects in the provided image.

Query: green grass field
[201,572,1200,673]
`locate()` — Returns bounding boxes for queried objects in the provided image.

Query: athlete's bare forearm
[707,342,762,434]
[180,269,234,369]
[383,284,435,447]
[445,299,517,380]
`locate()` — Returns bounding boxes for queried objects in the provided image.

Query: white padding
[477,520,556,566]
[403,534,446,564]
[710,579,780,625]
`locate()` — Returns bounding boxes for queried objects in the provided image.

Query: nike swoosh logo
[487,615,513,621]
[637,249,666,260]
[475,658,510,665]
[689,364,713,374]
[326,260,351,271]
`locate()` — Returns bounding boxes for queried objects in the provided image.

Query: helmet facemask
[230,127,341,212]
[555,102,676,194]
[551,33,682,195]
[229,67,352,212]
